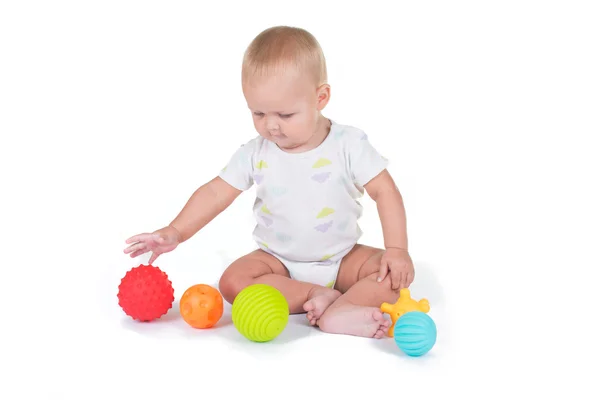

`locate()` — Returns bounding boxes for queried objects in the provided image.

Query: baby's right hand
[123,225,182,265]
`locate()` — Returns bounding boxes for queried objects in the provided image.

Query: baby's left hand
[377,248,415,290]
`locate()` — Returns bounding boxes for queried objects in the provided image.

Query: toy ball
[179,284,224,329]
[231,284,289,342]
[117,264,174,322]
[393,311,437,357]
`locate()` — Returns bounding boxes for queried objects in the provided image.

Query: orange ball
[179,284,224,329]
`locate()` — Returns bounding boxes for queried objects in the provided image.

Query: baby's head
[241,26,330,151]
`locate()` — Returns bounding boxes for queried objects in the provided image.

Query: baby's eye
[279,113,294,119]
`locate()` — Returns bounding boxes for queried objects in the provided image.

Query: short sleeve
[348,133,389,187]
[218,140,256,191]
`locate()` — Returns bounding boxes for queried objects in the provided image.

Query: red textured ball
[117,264,175,321]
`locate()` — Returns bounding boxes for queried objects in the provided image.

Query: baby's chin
[269,135,291,145]
[263,133,308,151]
[273,138,304,150]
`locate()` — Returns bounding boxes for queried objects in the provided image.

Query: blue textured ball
[393,311,437,357]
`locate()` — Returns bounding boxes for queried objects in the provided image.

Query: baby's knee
[368,272,401,295]
[218,270,248,304]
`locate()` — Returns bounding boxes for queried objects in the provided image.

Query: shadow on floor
[119,302,316,351]
[119,260,444,353]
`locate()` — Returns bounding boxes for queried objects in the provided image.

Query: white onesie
[218,120,388,288]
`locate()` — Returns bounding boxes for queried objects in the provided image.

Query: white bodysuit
[219,120,388,288]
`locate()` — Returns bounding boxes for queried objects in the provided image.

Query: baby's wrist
[385,246,408,252]
[168,224,183,243]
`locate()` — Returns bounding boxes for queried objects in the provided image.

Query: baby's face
[243,71,326,152]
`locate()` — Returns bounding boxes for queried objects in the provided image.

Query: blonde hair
[242,26,327,86]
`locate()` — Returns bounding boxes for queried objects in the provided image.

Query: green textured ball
[231,284,289,342]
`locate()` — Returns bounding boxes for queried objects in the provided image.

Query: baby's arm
[365,169,415,288]
[124,176,241,262]
[169,176,242,243]
[364,170,408,250]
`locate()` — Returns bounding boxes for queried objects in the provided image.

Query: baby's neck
[283,115,331,154]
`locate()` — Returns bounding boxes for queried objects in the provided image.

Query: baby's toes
[313,310,324,321]
[371,309,386,323]
[303,300,315,313]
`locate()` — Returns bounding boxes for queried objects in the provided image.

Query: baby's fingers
[406,270,414,287]
[125,233,153,244]
[148,252,160,265]
[399,271,408,289]
[390,268,402,290]
[130,248,149,258]
[377,260,389,283]
[124,241,147,255]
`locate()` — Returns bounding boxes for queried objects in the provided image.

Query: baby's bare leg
[318,245,399,338]
[218,249,339,314]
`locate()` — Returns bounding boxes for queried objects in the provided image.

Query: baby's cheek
[297,121,316,138]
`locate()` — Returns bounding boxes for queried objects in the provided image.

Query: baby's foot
[303,287,341,326]
[318,304,391,338]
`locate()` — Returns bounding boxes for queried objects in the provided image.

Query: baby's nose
[267,125,281,136]
[266,115,280,132]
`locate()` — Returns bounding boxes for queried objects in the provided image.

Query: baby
[124,26,415,338]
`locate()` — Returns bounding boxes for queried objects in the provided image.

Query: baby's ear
[316,83,331,111]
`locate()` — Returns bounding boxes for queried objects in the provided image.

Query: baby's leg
[218,249,340,314]
[317,245,399,338]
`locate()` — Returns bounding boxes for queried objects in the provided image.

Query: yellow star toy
[380,288,430,337]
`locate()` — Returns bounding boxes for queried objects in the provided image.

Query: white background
[1,1,599,399]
